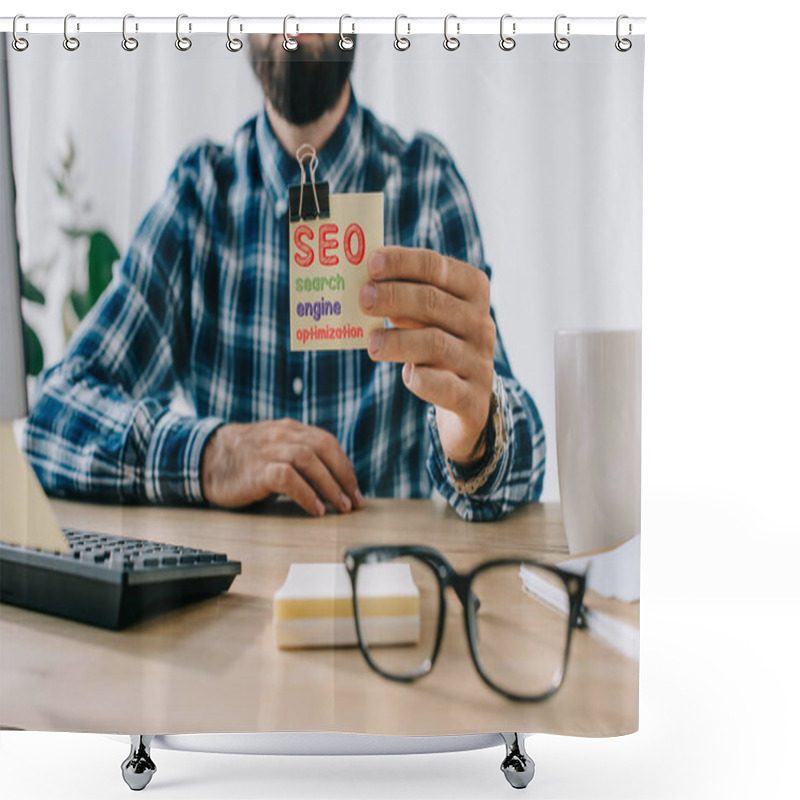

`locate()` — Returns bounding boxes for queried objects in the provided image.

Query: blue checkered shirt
[24,92,545,521]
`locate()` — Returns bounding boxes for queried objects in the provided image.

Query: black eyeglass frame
[344,544,588,703]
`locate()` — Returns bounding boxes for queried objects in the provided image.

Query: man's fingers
[289,443,353,513]
[368,247,490,306]
[202,419,363,514]
[368,328,477,379]
[360,280,479,339]
[263,462,325,517]
[400,363,475,418]
[384,317,424,330]
[307,428,362,509]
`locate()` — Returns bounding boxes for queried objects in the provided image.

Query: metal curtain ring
[499,14,515,51]
[394,15,410,51]
[283,15,298,51]
[63,13,80,51]
[12,15,29,52]
[553,14,570,52]
[443,14,460,51]
[175,14,192,51]
[339,14,354,51]
[226,15,243,52]
[615,14,632,51]
[122,14,138,51]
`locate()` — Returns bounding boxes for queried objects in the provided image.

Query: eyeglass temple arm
[568,570,590,629]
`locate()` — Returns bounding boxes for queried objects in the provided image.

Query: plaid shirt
[24,91,545,521]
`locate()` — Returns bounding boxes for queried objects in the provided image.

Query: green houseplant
[21,135,120,376]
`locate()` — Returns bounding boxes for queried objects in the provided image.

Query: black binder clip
[290,143,330,222]
[289,181,330,222]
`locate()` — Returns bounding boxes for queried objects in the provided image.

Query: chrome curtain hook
[615,14,632,51]
[12,15,29,52]
[339,14,355,51]
[394,15,410,51]
[175,14,192,51]
[63,13,80,51]
[226,15,243,52]
[553,14,571,52]
[443,14,460,51]
[122,14,139,52]
[283,15,298,51]
[499,14,516,51]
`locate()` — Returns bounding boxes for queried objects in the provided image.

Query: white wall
[9,33,642,501]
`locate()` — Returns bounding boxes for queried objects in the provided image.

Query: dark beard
[249,36,356,126]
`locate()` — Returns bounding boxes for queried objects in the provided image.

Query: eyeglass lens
[352,555,441,679]
[354,556,571,696]
[470,562,570,697]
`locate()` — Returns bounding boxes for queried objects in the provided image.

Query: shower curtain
[1,22,643,740]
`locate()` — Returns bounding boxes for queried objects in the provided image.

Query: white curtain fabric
[9,33,643,501]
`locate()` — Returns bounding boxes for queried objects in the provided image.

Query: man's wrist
[449,410,495,476]
[144,412,226,505]
[446,373,507,495]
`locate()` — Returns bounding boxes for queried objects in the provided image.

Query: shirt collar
[255,88,365,218]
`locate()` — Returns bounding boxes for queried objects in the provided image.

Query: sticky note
[273,562,419,650]
[0,423,69,553]
[289,192,384,351]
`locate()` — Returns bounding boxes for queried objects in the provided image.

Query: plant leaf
[21,273,46,304]
[62,134,75,172]
[87,230,120,306]
[69,288,92,322]
[60,227,91,239]
[23,320,44,377]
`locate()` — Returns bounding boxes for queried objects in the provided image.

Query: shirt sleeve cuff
[144,412,226,504]
[426,403,510,502]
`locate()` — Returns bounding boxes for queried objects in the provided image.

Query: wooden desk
[0,499,638,736]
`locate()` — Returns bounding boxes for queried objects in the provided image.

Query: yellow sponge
[273,563,419,650]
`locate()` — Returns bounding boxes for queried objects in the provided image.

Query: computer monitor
[0,35,28,420]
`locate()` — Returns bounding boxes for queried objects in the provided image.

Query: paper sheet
[0,422,68,552]
[290,192,384,351]
[559,535,641,603]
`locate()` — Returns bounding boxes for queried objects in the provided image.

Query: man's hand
[201,418,363,516]
[359,247,496,466]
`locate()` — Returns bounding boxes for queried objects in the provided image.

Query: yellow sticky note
[290,192,384,351]
[0,423,69,552]
[273,562,420,650]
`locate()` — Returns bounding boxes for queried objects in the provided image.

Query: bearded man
[24,33,545,522]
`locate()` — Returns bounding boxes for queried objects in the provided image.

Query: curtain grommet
[175,14,192,51]
[63,13,80,52]
[499,14,516,51]
[339,14,355,51]
[122,14,139,52]
[553,14,570,52]
[283,15,298,51]
[226,15,243,53]
[394,15,410,51]
[12,15,29,52]
[444,14,460,51]
[615,15,632,51]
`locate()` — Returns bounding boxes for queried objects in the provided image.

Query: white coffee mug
[555,330,641,554]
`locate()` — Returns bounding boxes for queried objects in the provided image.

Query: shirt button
[292,377,304,396]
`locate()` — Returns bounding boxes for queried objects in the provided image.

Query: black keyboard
[0,528,241,630]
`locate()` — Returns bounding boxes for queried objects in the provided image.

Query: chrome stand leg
[500,733,535,789]
[121,735,156,791]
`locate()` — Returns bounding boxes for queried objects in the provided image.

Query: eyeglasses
[343,545,587,702]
